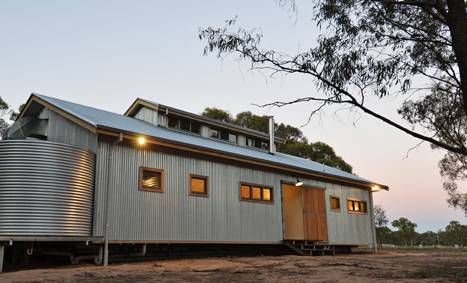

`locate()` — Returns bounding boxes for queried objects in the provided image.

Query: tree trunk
[446,0,467,117]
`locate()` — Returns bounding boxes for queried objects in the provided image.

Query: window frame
[209,128,220,139]
[246,138,254,147]
[347,198,368,214]
[228,133,237,144]
[330,195,341,211]
[239,182,274,204]
[189,174,209,197]
[138,167,164,193]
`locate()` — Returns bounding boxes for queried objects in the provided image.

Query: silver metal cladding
[0,139,95,236]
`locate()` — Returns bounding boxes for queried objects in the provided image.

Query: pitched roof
[25,93,387,190]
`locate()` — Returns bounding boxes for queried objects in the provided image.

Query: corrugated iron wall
[93,141,374,246]
[325,184,373,245]
[0,140,95,236]
[44,108,98,153]
[93,141,284,242]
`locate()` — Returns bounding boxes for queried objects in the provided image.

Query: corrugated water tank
[0,139,95,236]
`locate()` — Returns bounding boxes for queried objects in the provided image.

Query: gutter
[96,126,389,191]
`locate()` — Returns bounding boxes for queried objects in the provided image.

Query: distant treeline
[374,206,467,247]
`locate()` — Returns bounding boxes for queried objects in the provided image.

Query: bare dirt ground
[1,249,466,283]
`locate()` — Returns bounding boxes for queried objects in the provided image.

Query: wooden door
[282,184,305,240]
[302,189,328,241]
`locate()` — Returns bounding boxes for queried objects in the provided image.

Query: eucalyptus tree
[392,217,418,246]
[202,107,353,172]
[200,0,467,213]
[0,97,10,139]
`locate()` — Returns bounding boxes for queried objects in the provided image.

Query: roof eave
[96,125,388,191]
[19,94,98,133]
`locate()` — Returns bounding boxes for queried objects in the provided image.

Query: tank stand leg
[0,245,5,273]
[103,240,109,266]
[95,246,103,265]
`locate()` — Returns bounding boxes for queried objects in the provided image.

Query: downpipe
[103,133,123,266]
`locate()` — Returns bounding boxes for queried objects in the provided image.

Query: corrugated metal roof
[33,94,373,184]
[125,97,285,142]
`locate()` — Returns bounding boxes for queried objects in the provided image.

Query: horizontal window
[330,196,340,210]
[190,174,208,196]
[240,183,273,203]
[167,115,201,135]
[139,167,164,192]
[347,199,367,213]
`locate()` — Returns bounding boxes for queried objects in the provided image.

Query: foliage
[0,96,10,139]
[376,226,392,248]
[374,205,389,227]
[202,107,233,123]
[9,103,25,121]
[373,206,466,247]
[415,231,438,246]
[445,221,465,246]
[392,217,418,246]
[0,98,23,139]
[202,107,353,172]
[199,0,467,213]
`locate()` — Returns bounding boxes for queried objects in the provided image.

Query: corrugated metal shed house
[0,93,388,271]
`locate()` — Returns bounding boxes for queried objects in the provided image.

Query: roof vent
[269,116,275,154]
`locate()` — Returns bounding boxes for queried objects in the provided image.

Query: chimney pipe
[269,116,275,154]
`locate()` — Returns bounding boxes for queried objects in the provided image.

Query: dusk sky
[1,0,465,231]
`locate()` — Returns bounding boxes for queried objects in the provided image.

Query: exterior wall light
[295,179,304,187]
[137,137,146,146]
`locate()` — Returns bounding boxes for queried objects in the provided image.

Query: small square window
[262,188,271,201]
[251,186,262,200]
[168,117,179,129]
[228,133,237,144]
[330,196,340,210]
[191,122,201,134]
[220,130,229,141]
[180,119,190,131]
[190,175,208,196]
[139,167,163,192]
[254,140,262,148]
[240,185,251,199]
[347,200,354,211]
[247,138,254,147]
[210,128,219,139]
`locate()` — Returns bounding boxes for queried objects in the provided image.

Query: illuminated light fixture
[295,178,304,187]
[137,136,146,146]
[371,185,381,192]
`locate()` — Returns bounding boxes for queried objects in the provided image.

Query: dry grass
[1,248,466,282]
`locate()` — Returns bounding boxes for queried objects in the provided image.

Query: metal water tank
[0,140,95,236]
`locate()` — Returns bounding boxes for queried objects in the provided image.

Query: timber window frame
[330,196,341,211]
[347,198,368,214]
[239,182,273,203]
[139,167,164,193]
[189,174,209,197]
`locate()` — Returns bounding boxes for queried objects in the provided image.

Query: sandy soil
[1,249,466,282]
